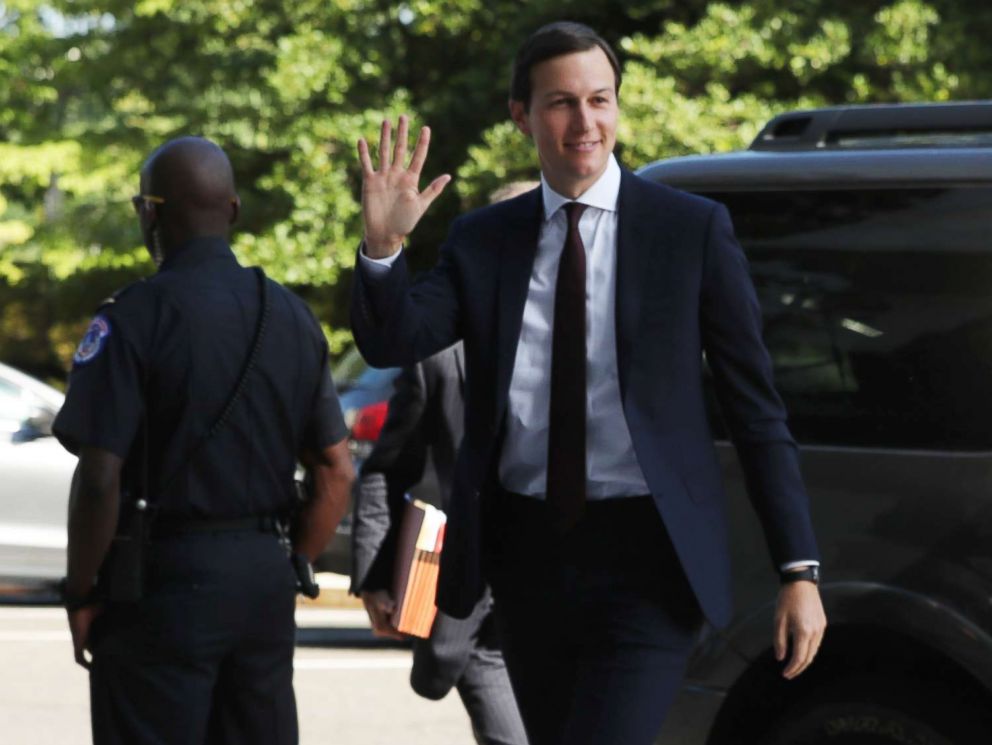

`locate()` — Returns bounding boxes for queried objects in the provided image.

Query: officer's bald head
[138,137,240,253]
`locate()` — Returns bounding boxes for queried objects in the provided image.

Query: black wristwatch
[779,565,820,585]
[58,577,100,612]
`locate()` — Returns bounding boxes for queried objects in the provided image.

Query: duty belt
[151,514,282,539]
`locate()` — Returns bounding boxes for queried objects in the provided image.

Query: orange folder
[391,500,447,638]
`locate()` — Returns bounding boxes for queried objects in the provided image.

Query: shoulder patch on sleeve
[73,314,112,366]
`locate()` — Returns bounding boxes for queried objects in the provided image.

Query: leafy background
[1,0,989,385]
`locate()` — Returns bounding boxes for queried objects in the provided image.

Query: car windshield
[332,346,398,391]
[0,378,25,436]
[0,364,64,440]
[349,365,400,390]
[331,346,368,388]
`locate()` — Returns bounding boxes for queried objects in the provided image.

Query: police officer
[53,136,354,745]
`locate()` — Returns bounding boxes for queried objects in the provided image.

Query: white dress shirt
[498,155,648,498]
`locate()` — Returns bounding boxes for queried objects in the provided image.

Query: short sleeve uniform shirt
[53,237,348,519]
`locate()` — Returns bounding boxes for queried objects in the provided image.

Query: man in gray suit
[351,341,528,745]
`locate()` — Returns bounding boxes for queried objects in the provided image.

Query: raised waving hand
[358,115,451,258]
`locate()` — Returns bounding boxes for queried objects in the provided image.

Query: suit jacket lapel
[614,169,654,399]
[495,189,543,420]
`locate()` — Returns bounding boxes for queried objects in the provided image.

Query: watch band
[779,565,820,585]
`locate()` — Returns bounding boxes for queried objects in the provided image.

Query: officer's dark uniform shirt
[54,237,348,519]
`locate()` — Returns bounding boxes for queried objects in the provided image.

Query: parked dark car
[646,102,992,744]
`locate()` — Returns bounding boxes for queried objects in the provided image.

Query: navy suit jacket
[351,168,819,627]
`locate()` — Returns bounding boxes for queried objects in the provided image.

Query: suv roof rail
[750,101,992,151]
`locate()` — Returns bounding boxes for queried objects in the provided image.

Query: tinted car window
[700,187,992,450]
[331,346,368,390]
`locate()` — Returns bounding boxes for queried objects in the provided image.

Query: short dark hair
[509,21,621,109]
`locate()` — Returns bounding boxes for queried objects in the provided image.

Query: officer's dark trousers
[486,492,702,745]
[89,529,298,745]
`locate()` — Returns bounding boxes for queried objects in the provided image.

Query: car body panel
[638,148,992,190]
[0,363,76,584]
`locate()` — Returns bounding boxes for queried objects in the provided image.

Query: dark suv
[642,102,992,745]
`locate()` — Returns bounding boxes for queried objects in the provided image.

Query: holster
[291,551,320,599]
[100,497,151,604]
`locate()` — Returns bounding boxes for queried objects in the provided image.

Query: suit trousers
[88,529,298,745]
[485,491,702,745]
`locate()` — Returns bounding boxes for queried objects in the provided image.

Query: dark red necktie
[546,202,587,530]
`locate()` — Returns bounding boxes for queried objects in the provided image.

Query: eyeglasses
[130,195,238,211]
[131,194,165,212]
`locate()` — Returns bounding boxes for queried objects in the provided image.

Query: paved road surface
[3,605,476,745]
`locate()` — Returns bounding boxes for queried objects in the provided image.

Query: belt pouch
[102,498,149,603]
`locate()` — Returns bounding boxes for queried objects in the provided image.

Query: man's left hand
[67,604,103,669]
[773,580,826,679]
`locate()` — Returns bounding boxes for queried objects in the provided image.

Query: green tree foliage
[463,0,973,193]
[0,0,987,383]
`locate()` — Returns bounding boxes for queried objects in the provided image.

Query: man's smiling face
[510,46,619,199]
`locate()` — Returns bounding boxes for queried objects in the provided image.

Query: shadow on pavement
[296,627,411,649]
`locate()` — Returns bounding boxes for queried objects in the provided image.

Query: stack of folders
[391,499,447,638]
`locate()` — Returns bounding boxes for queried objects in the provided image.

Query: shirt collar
[159,236,237,273]
[541,153,621,221]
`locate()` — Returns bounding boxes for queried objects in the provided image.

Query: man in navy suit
[351,21,826,745]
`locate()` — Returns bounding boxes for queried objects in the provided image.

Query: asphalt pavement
[2,575,477,745]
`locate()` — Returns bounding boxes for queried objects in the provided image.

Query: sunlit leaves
[0,219,33,253]
[871,0,939,66]
[0,0,985,378]
[269,29,349,106]
[0,141,81,191]
[456,121,539,208]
